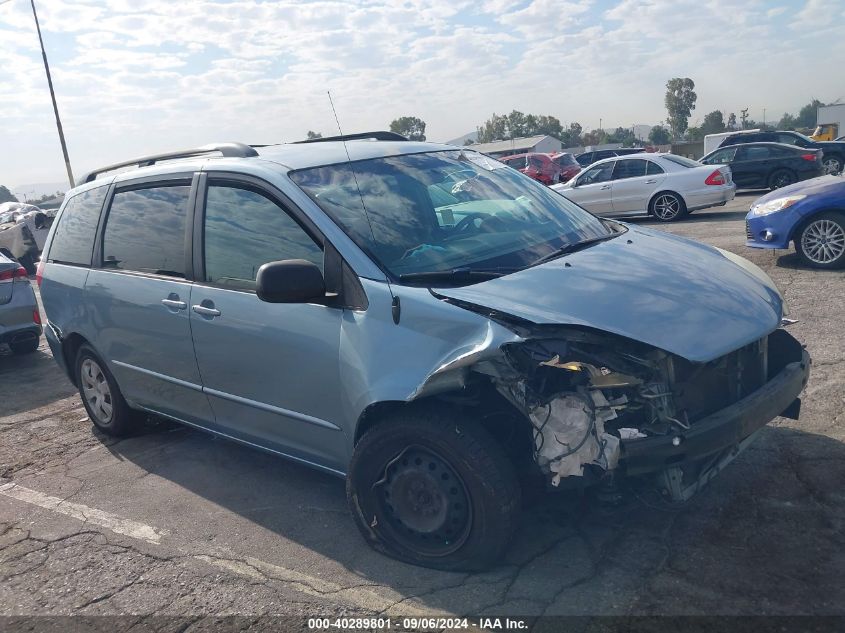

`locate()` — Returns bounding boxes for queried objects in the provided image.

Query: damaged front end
[468,326,811,499]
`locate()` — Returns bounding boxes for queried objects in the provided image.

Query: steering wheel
[450,212,489,236]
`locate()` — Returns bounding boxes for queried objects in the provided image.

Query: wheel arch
[788,207,845,244]
[647,189,687,215]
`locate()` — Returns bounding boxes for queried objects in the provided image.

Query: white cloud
[0,0,842,185]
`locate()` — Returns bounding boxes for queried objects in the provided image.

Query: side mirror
[256,259,326,303]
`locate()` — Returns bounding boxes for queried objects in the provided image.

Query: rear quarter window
[102,185,191,277]
[47,186,108,266]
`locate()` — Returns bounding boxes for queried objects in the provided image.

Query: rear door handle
[644,179,657,184]
[192,304,221,317]
[161,298,187,310]
[600,184,611,190]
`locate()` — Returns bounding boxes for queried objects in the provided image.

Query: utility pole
[30,0,74,188]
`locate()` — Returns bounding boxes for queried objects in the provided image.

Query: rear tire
[768,169,796,190]
[822,155,843,175]
[347,406,521,571]
[649,192,686,222]
[795,212,845,269]
[75,344,138,436]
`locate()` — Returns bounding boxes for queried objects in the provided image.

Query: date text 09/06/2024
[307,617,529,630]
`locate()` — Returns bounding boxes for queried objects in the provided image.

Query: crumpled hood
[434,225,784,363]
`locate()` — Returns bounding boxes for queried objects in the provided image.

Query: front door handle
[161,298,187,310]
[192,304,221,317]
[644,179,657,184]
[600,184,611,190]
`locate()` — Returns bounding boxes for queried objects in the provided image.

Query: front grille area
[745,220,754,240]
[671,336,768,423]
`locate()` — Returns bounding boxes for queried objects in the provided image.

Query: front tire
[347,406,521,571]
[75,344,138,436]
[795,212,845,269]
[649,192,686,222]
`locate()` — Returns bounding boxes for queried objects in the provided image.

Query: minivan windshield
[290,150,615,284]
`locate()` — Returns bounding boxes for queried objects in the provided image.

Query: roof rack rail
[294,131,408,144]
[79,142,259,184]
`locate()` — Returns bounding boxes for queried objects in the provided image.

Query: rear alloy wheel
[75,344,138,436]
[823,156,843,175]
[347,407,521,571]
[768,169,796,190]
[650,192,686,222]
[796,212,845,269]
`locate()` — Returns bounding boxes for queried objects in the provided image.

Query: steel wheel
[375,446,472,557]
[800,218,845,265]
[652,193,684,221]
[823,157,842,175]
[80,358,114,425]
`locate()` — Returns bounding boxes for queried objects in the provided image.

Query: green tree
[701,110,726,135]
[664,77,697,139]
[777,113,797,130]
[476,113,508,143]
[727,112,737,130]
[795,99,824,129]
[0,185,17,204]
[648,126,671,145]
[306,130,322,139]
[559,122,582,147]
[606,126,636,146]
[389,116,426,141]
[687,127,705,141]
[476,111,564,143]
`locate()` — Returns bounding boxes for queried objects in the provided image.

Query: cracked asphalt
[1,191,843,620]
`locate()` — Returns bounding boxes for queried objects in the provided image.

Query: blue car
[746,175,845,269]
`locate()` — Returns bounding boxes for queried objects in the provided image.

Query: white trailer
[703,129,759,156]
[816,104,845,139]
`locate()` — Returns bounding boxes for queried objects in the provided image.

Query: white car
[551,153,736,222]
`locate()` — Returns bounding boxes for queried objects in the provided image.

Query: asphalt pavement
[1,191,843,622]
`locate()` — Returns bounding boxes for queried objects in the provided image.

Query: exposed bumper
[621,337,810,476]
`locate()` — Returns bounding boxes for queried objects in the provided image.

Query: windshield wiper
[528,232,619,267]
[398,267,510,284]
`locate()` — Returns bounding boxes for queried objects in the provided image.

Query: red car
[549,152,581,182]
[499,153,561,185]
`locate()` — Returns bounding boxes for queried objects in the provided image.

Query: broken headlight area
[475,327,807,491]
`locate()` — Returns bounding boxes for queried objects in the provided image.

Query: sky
[1,0,843,191]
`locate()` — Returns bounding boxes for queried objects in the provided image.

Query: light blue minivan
[39,133,810,570]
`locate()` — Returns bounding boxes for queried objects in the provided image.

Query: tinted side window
[646,160,665,174]
[528,156,544,169]
[103,185,190,277]
[579,162,615,184]
[576,153,593,166]
[203,185,323,291]
[48,187,108,266]
[738,146,771,161]
[612,159,648,180]
[706,147,738,164]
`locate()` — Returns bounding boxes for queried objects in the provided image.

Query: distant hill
[12,181,67,201]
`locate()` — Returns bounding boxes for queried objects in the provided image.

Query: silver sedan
[551,153,736,221]
[0,251,42,355]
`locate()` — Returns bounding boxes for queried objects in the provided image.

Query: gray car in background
[39,134,810,571]
[0,250,42,355]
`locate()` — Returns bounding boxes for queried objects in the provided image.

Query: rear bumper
[685,183,736,212]
[621,332,810,476]
[0,282,42,347]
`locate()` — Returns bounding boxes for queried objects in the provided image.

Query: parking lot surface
[1,192,843,619]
